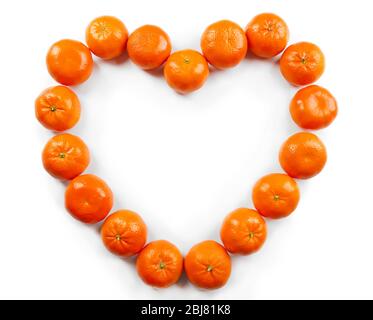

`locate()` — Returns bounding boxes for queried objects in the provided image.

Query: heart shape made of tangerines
[35,13,337,290]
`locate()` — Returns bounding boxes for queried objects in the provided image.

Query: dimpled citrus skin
[65,174,113,224]
[246,13,289,58]
[279,132,327,179]
[184,240,231,290]
[136,240,183,288]
[290,85,338,130]
[220,208,267,255]
[127,25,171,70]
[201,20,247,69]
[164,49,209,94]
[252,173,300,219]
[42,134,90,180]
[86,16,128,60]
[46,39,93,86]
[280,42,325,86]
[35,86,81,132]
[101,210,147,257]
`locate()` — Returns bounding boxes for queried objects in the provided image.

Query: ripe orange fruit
[220,208,267,255]
[35,86,81,132]
[246,13,289,58]
[280,42,325,86]
[42,134,90,180]
[65,174,113,224]
[101,210,147,258]
[127,25,171,70]
[86,16,128,60]
[290,85,338,130]
[46,39,93,86]
[279,132,327,179]
[164,50,209,94]
[252,173,300,219]
[201,20,247,69]
[184,240,231,290]
[136,240,183,288]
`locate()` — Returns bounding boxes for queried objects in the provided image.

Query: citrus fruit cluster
[35,13,338,290]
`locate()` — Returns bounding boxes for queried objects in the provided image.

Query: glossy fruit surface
[35,86,81,131]
[280,42,325,86]
[86,16,128,60]
[136,240,183,288]
[42,134,90,180]
[101,210,147,257]
[164,49,209,94]
[184,240,231,290]
[65,174,113,224]
[201,20,247,69]
[279,132,327,179]
[127,25,171,70]
[46,39,93,86]
[246,13,289,58]
[220,208,267,254]
[252,173,300,219]
[290,85,338,129]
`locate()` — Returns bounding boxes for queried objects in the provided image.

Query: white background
[0,0,372,300]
